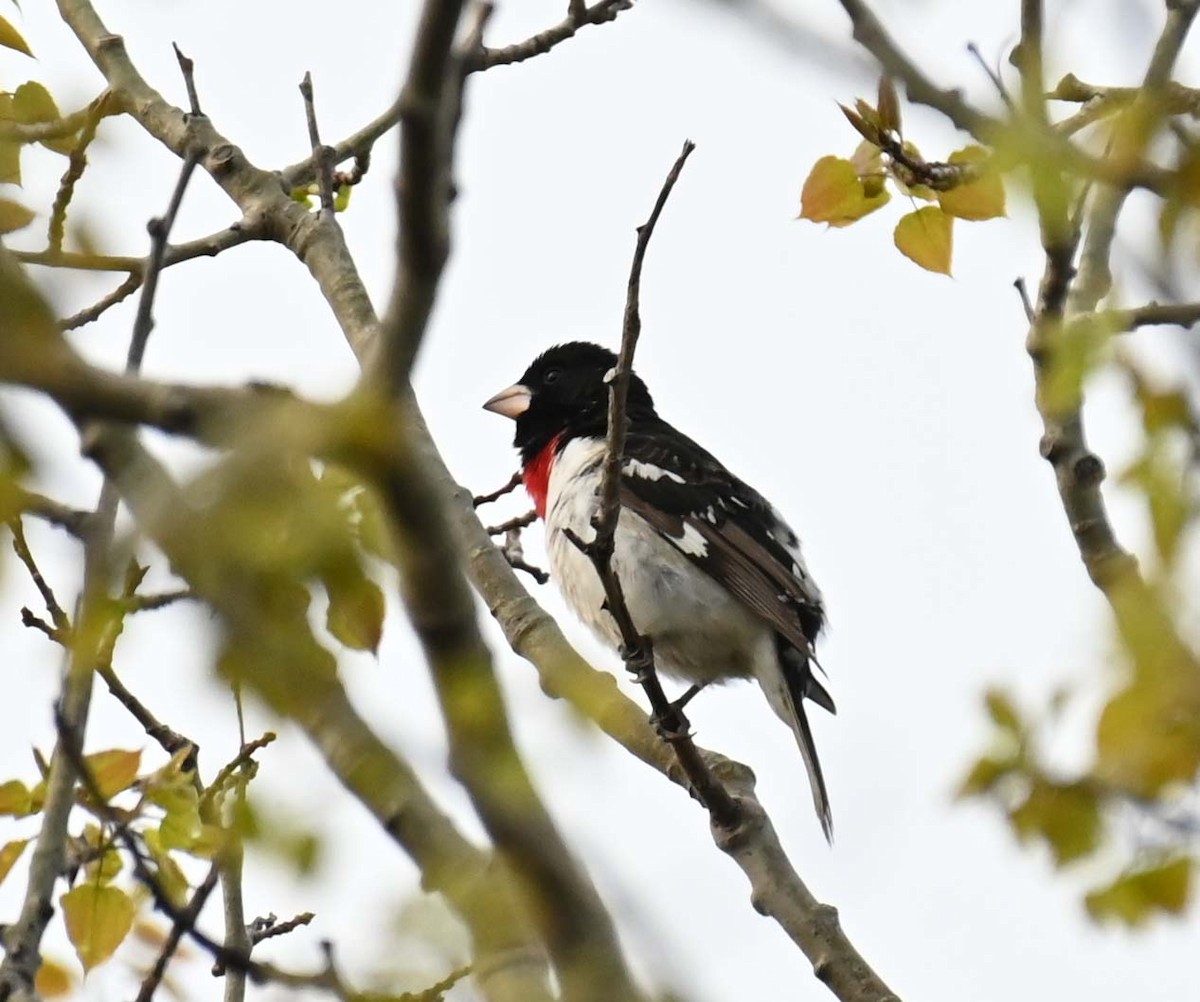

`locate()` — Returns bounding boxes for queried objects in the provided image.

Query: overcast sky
[1,1,1197,1000]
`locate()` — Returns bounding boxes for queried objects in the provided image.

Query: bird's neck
[521,432,565,518]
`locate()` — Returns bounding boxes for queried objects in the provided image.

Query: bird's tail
[758,646,834,841]
[787,692,833,841]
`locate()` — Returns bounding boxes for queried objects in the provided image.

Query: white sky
[1,1,1197,1000]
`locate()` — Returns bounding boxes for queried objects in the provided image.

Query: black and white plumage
[484,342,835,839]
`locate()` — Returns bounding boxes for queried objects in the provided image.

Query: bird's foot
[650,703,692,742]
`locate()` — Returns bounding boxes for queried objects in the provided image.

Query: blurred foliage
[798,76,1006,274]
[960,355,1200,925]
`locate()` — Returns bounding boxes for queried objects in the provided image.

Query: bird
[483,341,835,839]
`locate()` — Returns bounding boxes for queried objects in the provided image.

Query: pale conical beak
[482,384,531,419]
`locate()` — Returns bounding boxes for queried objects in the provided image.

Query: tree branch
[470,0,631,71]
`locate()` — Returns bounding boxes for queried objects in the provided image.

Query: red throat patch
[522,433,563,519]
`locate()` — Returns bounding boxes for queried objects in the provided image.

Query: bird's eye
[544,368,562,385]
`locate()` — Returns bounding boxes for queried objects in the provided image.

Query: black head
[483,342,656,464]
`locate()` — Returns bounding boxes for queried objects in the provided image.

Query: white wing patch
[623,458,685,484]
[674,522,709,557]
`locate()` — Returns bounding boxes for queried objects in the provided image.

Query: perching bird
[484,341,835,839]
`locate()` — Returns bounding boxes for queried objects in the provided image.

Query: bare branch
[62,272,143,330]
[172,42,202,116]
[471,0,630,71]
[565,140,742,824]
[834,0,996,138]
[1111,300,1200,331]
[298,72,336,214]
[474,471,523,507]
[8,517,72,637]
[135,863,221,1002]
[128,151,200,372]
[12,487,94,538]
[47,98,107,255]
[485,510,537,535]
[369,0,472,384]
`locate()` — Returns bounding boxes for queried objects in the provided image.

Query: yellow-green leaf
[84,748,141,800]
[956,756,1014,799]
[938,145,1006,221]
[1086,858,1192,926]
[334,183,351,212]
[0,839,30,885]
[0,779,31,816]
[0,197,34,234]
[149,783,202,851]
[12,81,58,124]
[800,155,890,228]
[0,136,19,186]
[1009,780,1101,866]
[984,688,1022,734]
[893,205,953,274]
[61,883,136,971]
[325,566,385,654]
[0,15,32,57]
[35,958,75,999]
[84,844,123,884]
[12,81,75,155]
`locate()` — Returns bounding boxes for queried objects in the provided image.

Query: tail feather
[779,650,833,842]
[787,692,833,842]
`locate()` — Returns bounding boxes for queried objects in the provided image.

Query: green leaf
[334,183,351,212]
[0,838,30,885]
[1009,780,1101,866]
[84,749,141,800]
[800,155,890,228]
[0,136,20,185]
[84,844,123,885]
[61,883,136,971]
[1096,677,1200,796]
[0,15,32,57]
[1086,858,1192,926]
[149,783,202,851]
[956,756,1014,799]
[324,564,385,654]
[984,688,1022,734]
[893,205,953,274]
[0,779,31,816]
[938,145,1006,221]
[143,831,190,907]
[0,197,34,234]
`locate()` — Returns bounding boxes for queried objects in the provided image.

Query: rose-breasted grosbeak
[484,342,834,839]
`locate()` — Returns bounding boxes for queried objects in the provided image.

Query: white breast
[543,437,774,686]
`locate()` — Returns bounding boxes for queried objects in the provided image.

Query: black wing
[618,419,826,661]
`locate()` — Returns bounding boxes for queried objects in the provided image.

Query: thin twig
[122,587,196,613]
[471,0,631,71]
[8,518,72,637]
[499,527,549,585]
[966,42,1015,112]
[173,43,202,117]
[135,862,221,1002]
[1013,277,1035,323]
[299,73,336,214]
[563,140,740,826]
[128,151,200,371]
[62,272,143,331]
[13,488,94,538]
[47,100,106,255]
[484,510,537,535]
[473,471,522,507]
[200,732,277,813]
